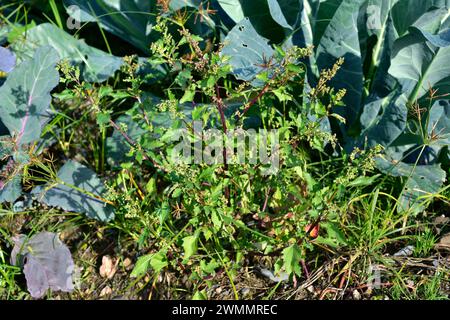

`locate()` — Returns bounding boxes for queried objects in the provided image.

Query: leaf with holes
[221,18,275,85]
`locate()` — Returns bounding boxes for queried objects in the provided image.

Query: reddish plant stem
[108,119,166,172]
[215,84,230,202]
[339,271,348,289]
[301,259,310,279]
[261,188,271,212]
[71,70,164,172]
[237,62,290,120]
[238,81,271,120]
[108,120,137,150]
[215,85,227,134]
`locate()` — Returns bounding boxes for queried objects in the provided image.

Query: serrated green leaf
[322,222,347,246]
[192,289,207,300]
[131,251,169,278]
[96,112,111,126]
[347,174,382,187]
[131,254,152,278]
[150,251,169,273]
[282,244,302,276]
[179,86,196,104]
[182,234,199,260]
[158,201,170,224]
[7,21,36,43]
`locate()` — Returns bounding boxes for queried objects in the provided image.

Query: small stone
[434,215,450,225]
[241,288,251,297]
[439,233,450,246]
[123,258,132,269]
[99,256,117,279]
[100,286,112,297]
[393,245,415,257]
[352,290,361,300]
[259,268,289,283]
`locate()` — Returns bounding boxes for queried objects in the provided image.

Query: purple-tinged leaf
[10,232,75,299]
[10,234,27,267]
[0,46,15,73]
[23,255,50,298]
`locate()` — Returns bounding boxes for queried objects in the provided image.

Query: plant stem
[237,81,271,120]
[108,119,166,172]
[215,84,230,202]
